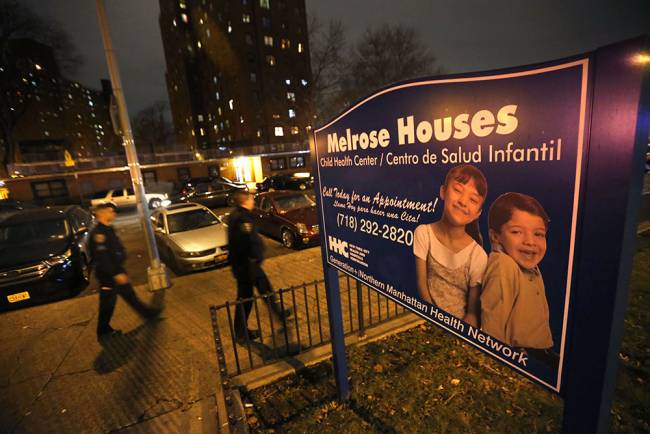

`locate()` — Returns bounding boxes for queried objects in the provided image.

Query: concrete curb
[231,313,425,391]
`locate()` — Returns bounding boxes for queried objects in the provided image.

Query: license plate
[7,291,30,303]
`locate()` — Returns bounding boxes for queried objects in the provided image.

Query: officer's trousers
[233,264,283,335]
[97,283,156,336]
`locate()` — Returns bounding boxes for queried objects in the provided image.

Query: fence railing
[209,273,410,377]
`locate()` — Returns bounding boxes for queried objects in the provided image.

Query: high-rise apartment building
[159,0,313,152]
[4,39,122,166]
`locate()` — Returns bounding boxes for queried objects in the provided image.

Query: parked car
[90,187,170,210]
[151,203,229,274]
[0,205,93,309]
[177,176,248,196]
[255,174,314,192]
[251,191,319,248]
[173,180,245,209]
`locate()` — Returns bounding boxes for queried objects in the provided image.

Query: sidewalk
[0,247,324,433]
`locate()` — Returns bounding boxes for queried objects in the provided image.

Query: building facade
[159,0,313,153]
[3,39,122,173]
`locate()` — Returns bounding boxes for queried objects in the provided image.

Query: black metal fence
[209,273,410,377]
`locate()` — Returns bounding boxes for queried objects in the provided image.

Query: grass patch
[244,234,650,433]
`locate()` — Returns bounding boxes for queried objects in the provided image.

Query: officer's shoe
[235,329,261,342]
[273,307,294,321]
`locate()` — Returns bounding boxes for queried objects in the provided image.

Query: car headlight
[296,223,308,234]
[44,249,73,267]
[178,251,200,258]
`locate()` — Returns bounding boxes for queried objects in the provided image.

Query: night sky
[23,0,650,115]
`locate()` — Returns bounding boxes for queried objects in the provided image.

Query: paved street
[0,244,324,433]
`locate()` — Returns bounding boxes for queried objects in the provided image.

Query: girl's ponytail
[465,219,483,247]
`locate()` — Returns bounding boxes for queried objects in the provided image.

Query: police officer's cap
[94,202,117,212]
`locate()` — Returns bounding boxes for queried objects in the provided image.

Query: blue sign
[313,59,592,392]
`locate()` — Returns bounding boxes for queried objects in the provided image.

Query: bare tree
[0,0,83,175]
[131,101,174,155]
[307,20,441,126]
[339,24,440,108]
[308,16,347,123]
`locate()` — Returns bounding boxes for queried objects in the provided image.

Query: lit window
[274,126,284,137]
[45,130,50,136]
[213,76,218,84]
[264,35,273,46]
[88,101,94,107]
[197,41,202,48]
[260,0,270,9]
[229,99,234,110]
[206,29,211,37]
[198,114,204,122]
[288,109,296,118]
[266,55,276,66]
[281,39,290,49]
[200,128,205,136]
[250,73,256,82]
[240,116,244,124]
[181,13,188,23]
[227,22,232,33]
[285,79,291,85]
[218,107,222,115]
[242,14,251,23]
[215,92,220,100]
[287,92,295,102]
[214,124,218,131]
[297,42,303,53]
[272,113,280,119]
[301,79,308,86]
[179,0,186,9]
[257,129,262,138]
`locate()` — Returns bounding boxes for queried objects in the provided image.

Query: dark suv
[174,177,247,208]
[0,205,93,309]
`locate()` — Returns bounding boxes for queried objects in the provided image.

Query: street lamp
[95,0,171,291]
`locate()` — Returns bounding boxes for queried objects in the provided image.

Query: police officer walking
[228,190,291,341]
[90,203,160,341]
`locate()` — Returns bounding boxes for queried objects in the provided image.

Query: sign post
[311,37,648,430]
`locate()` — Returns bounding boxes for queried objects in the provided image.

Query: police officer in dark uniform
[89,203,160,340]
[228,190,291,341]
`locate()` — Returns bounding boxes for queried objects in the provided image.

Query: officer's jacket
[227,206,264,270]
[89,222,126,285]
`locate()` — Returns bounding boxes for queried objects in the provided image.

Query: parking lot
[77,205,305,297]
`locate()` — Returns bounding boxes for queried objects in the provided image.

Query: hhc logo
[328,236,349,258]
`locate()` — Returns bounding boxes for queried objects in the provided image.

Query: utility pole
[95,0,170,291]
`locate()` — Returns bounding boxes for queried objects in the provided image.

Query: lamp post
[95,0,170,291]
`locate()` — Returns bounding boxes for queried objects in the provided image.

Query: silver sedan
[151,203,228,274]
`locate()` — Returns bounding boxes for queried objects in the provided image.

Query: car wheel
[281,229,296,249]
[149,198,162,209]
